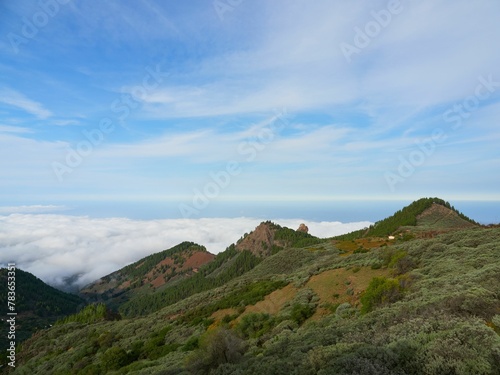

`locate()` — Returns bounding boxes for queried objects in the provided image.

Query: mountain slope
[80,241,215,308]
[0,268,84,362]
[335,197,478,240]
[415,202,478,230]
[116,222,323,317]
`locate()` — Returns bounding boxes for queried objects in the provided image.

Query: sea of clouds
[0,213,371,291]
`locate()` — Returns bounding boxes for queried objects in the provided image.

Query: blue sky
[1,0,500,219]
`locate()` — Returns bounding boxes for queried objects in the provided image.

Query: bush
[186,328,246,374]
[182,336,200,352]
[101,346,131,371]
[360,277,404,314]
[236,313,276,339]
[140,326,180,360]
[335,302,355,318]
[290,303,315,325]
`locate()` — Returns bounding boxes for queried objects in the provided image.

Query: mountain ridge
[334,197,479,240]
[80,241,214,309]
[6,197,500,374]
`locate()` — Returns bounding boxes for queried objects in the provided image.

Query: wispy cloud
[131,1,500,121]
[0,0,499,205]
[0,124,32,133]
[0,88,52,119]
[52,119,81,126]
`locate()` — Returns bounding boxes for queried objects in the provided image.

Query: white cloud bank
[0,214,371,290]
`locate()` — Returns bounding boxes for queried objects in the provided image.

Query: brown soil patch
[211,308,239,322]
[144,251,214,283]
[157,258,175,267]
[151,275,166,288]
[307,267,389,320]
[239,284,298,320]
[185,251,215,269]
[118,280,131,290]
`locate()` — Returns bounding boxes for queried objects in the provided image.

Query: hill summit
[335,197,478,240]
[235,221,321,257]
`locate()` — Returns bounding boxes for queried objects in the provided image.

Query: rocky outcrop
[297,223,309,233]
[236,222,277,257]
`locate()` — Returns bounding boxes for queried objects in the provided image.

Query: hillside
[0,268,84,367]
[108,221,322,317]
[334,197,478,240]
[80,242,214,308]
[7,199,500,375]
[415,202,478,230]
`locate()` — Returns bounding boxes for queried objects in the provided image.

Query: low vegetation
[0,268,84,358]
[334,197,478,240]
[7,199,500,375]
[119,248,261,317]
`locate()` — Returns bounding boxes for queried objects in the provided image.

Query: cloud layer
[0,214,371,290]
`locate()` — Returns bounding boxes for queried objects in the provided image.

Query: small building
[388,236,395,240]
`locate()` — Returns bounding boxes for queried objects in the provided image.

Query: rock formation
[297,223,309,233]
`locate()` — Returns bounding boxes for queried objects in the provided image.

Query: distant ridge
[80,241,214,308]
[0,268,84,350]
[334,198,479,240]
[98,221,322,317]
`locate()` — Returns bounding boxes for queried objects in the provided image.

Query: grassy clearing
[335,237,392,256]
[306,267,389,319]
[241,283,298,317]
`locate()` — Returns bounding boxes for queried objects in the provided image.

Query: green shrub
[182,336,200,352]
[97,331,117,350]
[360,277,404,314]
[335,302,355,318]
[136,325,181,360]
[290,303,315,325]
[186,328,246,373]
[236,313,277,339]
[221,314,238,324]
[100,346,131,371]
[353,248,369,254]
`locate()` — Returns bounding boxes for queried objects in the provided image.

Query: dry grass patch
[306,267,389,320]
[210,308,239,322]
[335,238,392,256]
[236,284,298,321]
